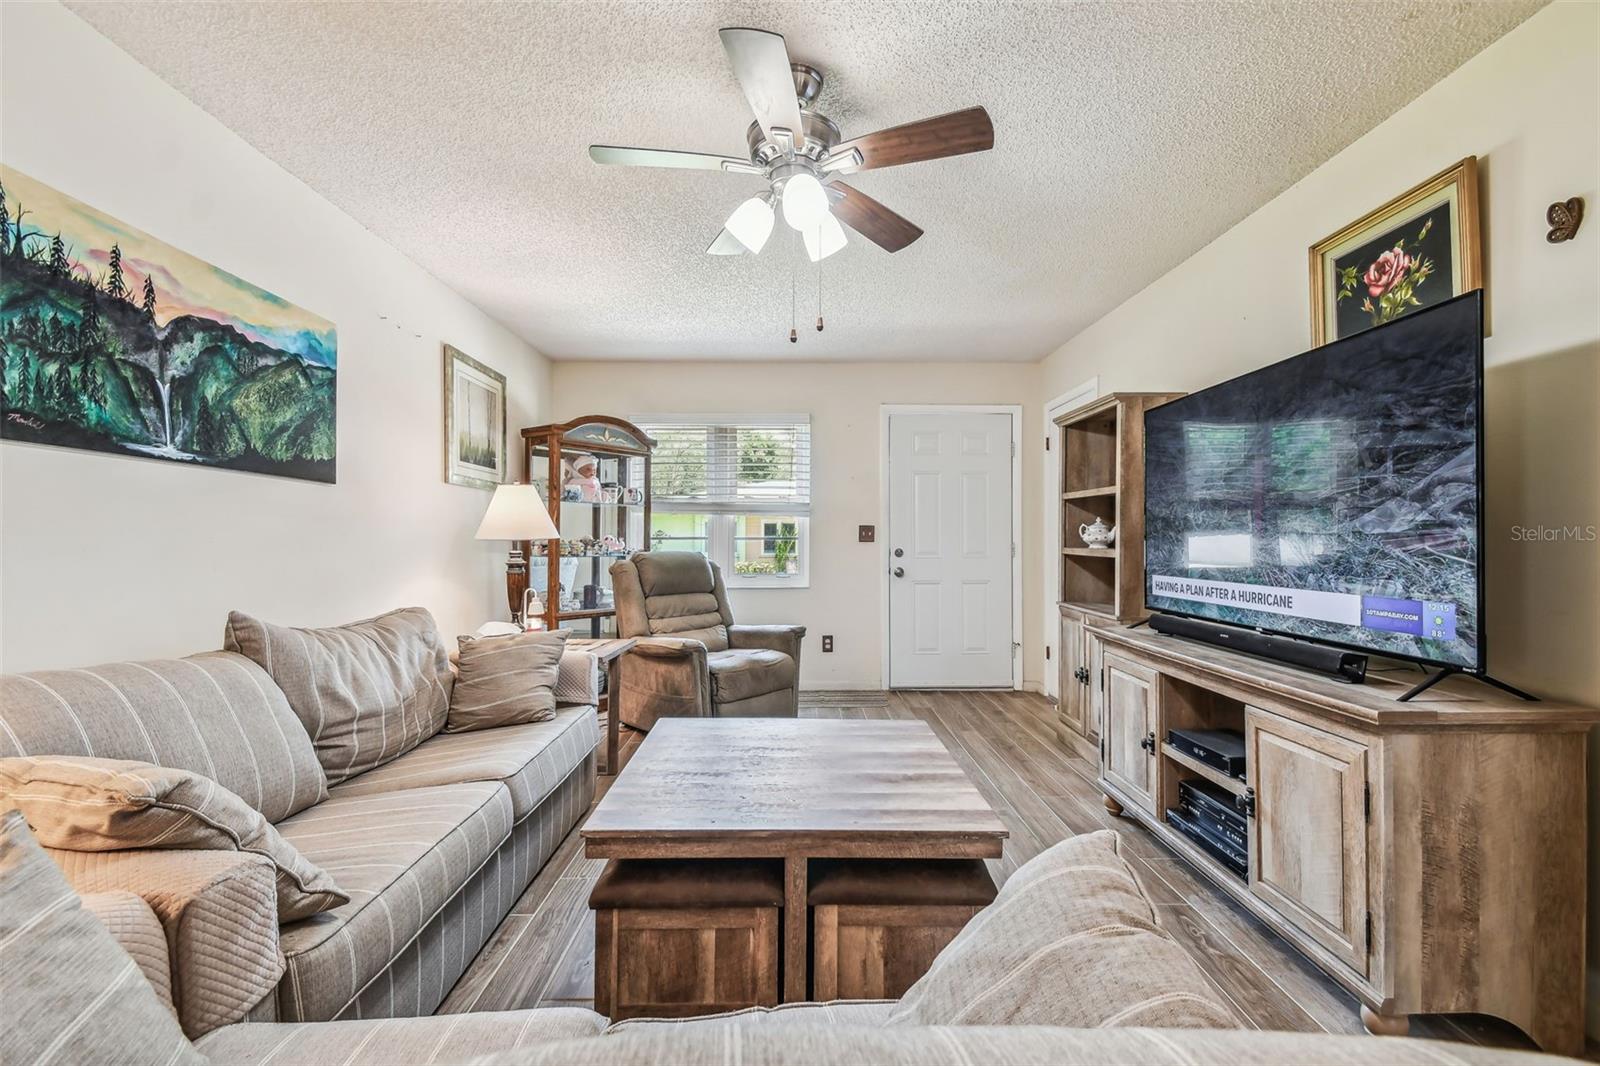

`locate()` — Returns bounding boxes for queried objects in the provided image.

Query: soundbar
[1150,613,1368,684]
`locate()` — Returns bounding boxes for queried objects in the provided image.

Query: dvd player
[1167,727,1246,778]
[1178,779,1248,849]
[1166,806,1248,880]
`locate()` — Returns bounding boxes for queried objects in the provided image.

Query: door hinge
[1365,912,1373,953]
[1236,786,1256,819]
[1011,542,1017,558]
[1045,646,1051,661]
[1044,436,1051,451]
[1010,440,1016,457]
[1363,781,1371,822]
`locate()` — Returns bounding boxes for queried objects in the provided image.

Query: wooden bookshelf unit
[1054,392,1181,751]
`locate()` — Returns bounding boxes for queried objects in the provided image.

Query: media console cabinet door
[1101,652,1157,813]
[1059,611,1087,735]
[1246,709,1370,975]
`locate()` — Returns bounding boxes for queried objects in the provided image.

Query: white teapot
[1079,517,1117,548]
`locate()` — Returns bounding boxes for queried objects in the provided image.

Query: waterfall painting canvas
[0,165,337,482]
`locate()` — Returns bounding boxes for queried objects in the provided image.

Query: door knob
[893,548,904,558]
[892,567,905,578]
[1140,732,1156,754]
[1074,666,1090,684]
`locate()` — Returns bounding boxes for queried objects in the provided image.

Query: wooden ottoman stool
[809,858,997,1000]
[590,858,782,1020]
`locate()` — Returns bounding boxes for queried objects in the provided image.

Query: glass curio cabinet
[521,416,655,637]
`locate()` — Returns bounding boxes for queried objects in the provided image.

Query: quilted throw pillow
[447,629,569,732]
[0,755,347,921]
[225,606,453,784]
[0,809,205,1066]
[887,830,1237,1029]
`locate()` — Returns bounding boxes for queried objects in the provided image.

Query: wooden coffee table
[581,717,1008,1001]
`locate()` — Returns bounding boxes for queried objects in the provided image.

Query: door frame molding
[1042,379,1099,699]
[879,404,1023,691]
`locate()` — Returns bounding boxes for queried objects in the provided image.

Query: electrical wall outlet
[821,635,834,653]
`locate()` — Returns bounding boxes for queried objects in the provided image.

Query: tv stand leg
[1360,1005,1410,1038]
[1397,668,1455,702]
[1102,794,1124,816]
[1397,667,1540,702]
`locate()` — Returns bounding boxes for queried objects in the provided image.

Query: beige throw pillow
[887,830,1238,1029]
[224,606,453,784]
[0,756,348,922]
[0,809,205,1066]
[447,629,569,732]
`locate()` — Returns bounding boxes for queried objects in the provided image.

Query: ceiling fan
[589,27,994,262]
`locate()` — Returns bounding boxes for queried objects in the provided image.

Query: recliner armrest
[47,846,285,1038]
[728,624,806,658]
[630,636,710,658]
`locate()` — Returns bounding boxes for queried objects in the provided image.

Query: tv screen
[1143,291,1483,671]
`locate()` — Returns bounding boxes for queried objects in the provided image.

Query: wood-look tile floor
[440,690,1549,1056]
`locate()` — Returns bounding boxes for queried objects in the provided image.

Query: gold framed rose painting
[1309,156,1482,347]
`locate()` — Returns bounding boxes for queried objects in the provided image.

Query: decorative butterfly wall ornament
[1546,197,1584,243]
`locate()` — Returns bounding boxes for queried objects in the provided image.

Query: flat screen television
[1143,290,1484,672]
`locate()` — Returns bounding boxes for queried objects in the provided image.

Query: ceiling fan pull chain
[789,241,798,344]
[816,222,825,332]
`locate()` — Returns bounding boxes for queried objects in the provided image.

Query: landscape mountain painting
[1,165,336,482]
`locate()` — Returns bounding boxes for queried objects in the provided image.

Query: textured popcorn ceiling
[68,1,1539,363]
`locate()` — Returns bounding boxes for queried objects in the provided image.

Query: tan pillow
[887,830,1238,1029]
[224,606,453,784]
[0,756,347,922]
[0,809,205,1066]
[447,629,569,732]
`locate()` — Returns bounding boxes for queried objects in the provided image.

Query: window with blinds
[639,416,811,587]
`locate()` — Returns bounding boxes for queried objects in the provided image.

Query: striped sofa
[0,621,600,1038]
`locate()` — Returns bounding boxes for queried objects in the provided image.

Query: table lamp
[475,483,560,627]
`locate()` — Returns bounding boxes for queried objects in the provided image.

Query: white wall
[1036,0,1600,1033]
[551,361,1044,690]
[0,3,553,671]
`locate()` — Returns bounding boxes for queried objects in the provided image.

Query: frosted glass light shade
[475,484,560,541]
[725,196,774,253]
[803,212,847,262]
[781,173,828,231]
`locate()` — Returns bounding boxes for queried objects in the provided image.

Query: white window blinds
[641,415,811,516]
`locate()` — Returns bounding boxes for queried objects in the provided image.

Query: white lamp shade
[475,484,560,541]
[803,211,848,262]
[725,195,774,254]
[781,173,828,232]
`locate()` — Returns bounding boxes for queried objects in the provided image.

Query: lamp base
[505,548,529,626]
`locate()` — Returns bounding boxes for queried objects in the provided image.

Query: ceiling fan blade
[829,106,994,171]
[829,182,923,252]
[706,228,748,255]
[589,145,758,172]
[718,28,807,148]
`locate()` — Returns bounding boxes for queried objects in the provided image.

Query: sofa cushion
[194,1007,607,1064]
[887,831,1237,1029]
[707,649,796,704]
[325,705,597,821]
[477,1025,1566,1066]
[272,781,513,1021]
[0,810,204,1066]
[0,652,327,821]
[80,890,175,1015]
[225,607,453,785]
[0,755,348,922]
[447,630,567,733]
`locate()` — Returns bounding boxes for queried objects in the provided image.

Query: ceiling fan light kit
[725,194,775,253]
[589,26,994,339]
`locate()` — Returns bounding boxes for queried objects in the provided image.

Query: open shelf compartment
[1157,674,1250,882]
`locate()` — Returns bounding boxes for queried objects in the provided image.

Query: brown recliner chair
[610,551,805,729]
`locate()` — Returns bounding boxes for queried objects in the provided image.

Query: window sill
[726,579,811,591]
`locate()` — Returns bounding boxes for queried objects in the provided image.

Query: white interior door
[887,411,1014,688]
